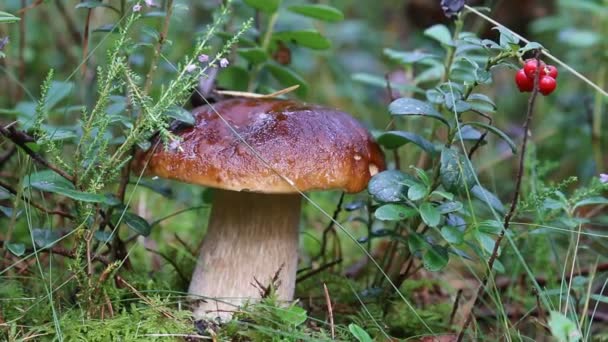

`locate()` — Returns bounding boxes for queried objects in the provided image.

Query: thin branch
[457,51,543,341]
[296,259,342,283]
[0,126,74,182]
[144,247,189,285]
[312,192,345,263]
[323,283,335,340]
[81,9,94,77]
[449,289,463,325]
[55,0,83,45]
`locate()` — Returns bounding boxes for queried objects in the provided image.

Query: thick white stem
[188,189,301,320]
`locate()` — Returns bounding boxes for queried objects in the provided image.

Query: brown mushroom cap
[136,98,385,193]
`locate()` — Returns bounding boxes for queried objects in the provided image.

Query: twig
[0,126,74,182]
[144,247,189,285]
[312,193,345,262]
[81,9,93,77]
[457,51,543,341]
[55,0,82,45]
[174,233,196,256]
[467,110,493,159]
[143,0,174,94]
[115,275,175,319]
[449,289,463,325]
[0,145,17,168]
[323,283,335,340]
[296,259,342,283]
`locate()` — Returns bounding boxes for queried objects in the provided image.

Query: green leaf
[165,105,195,125]
[519,41,544,53]
[7,243,25,257]
[574,196,608,210]
[0,11,20,23]
[424,24,453,46]
[272,30,331,50]
[408,183,427,201]
[437,201,463,214]
[93,231,113,243]
[32,228,60,248]
[280,305,307,326]
[423,245,449,271]
[243,0,281,13]
[24,170,115,204]
[548,311,581,342]
[113,212,151,237]
[75,1,119,12]
[217,66,250,92]
[266,62,308,97]
[288,4,344,22]
[45,81,74,110]
[408,233,428,254]
[478,220,503,235]
[441,226,464,244]
[384,48,438,64]
[374,204,417,221]
[494,26,520,46]
[352,73,423,94]
[471,185,505,213]
[440,147,476,192]
[368,170,412,203]
[376,131,437,154]
[237,47,268,64]
[558,29,600,48]
[419,202,441,227]
[464,121,517,154]
[474,230,497,255]
[389,98,449,127]
[348,324,373,342]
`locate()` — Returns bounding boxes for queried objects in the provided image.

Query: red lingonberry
[515,69,534,92]
[523,59,546,79]
[538,75,557,96]
[544,65,558,79]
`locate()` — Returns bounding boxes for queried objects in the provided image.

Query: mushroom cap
[135,98,385,193]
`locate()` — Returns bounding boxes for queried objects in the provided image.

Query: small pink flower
[144,0,157,7]
[219,58,229,68]
[133,3,142,12]
[198,54,209,63]
[185,63,197,73]
[600,173,608,184]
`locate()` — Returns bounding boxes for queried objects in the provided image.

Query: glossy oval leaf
[440,147,476,192]
[368,170,412,203]
[32,228,60,248]
[471,185,505,213]
[424,24,453,46]
[465,121,517,154]
[389,98,449,127]
[243,0,281,13]
[441,226,464,244]
[272,30,331,50]
[7,243,25,256]
[25,170,115,204]
[266,62,308,97]
[423,245,449,272]
[237,47,268,64]
[165,105,195,125]
[113,212,151,237]
[374,204,417,221]
[288,4,344,22]
[419,202,441,227]
[376,131,437,154]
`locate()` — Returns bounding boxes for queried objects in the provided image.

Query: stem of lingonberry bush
[456,51,543,341]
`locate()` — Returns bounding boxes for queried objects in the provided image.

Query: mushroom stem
[189,189,301,320]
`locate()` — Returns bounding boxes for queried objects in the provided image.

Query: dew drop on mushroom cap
[134,98,386,320]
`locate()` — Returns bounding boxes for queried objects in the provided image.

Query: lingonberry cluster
[514,59,558,96]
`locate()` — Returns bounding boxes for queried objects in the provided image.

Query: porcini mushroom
[135,98,385,320]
